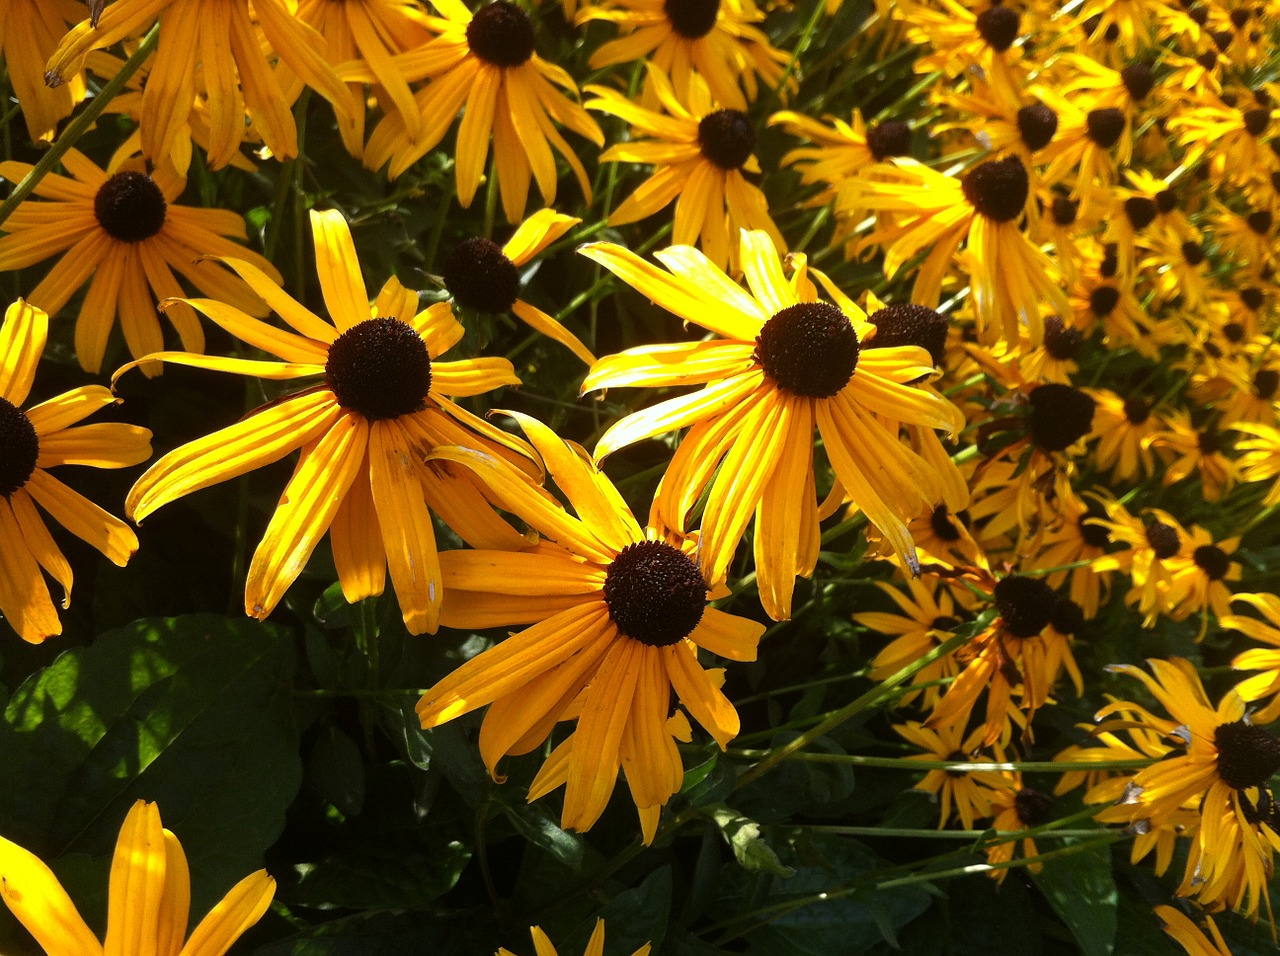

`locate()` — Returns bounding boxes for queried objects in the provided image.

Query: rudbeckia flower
[857,576,965,708]
[0,800,274,956]
[417,412,765,842]
[894,0,1029,110]
[1146,409,1236,502]
[0,150,279,375]
[0,0,84,144]
[984,783,1055,882]
[1092,505,1189,627]
[894,721,1013,830]
[843,154,1069,347]
[769,109,915,206]
[1098,658,1280,918]
[357,0,603,224]
[1085,387,1160,480]
[1227,592,1280,723]
[0,300,151,643]
[440,208,594,364]
[1234,421,1280,505]
[498,919,650,956]
[585,69,783,270]
[579,231,960,620]
[576,0,790,112]
[122,210,534,635]
[45,0,358,172]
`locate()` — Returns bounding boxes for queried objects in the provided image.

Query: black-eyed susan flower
[1228,592,1280,723]
[894,0,1029,110]
[1098,658,1280,917]
[0,0,84,144]
[768,109,915,205]
[1165,527,1240,626]
[417,412,765,842]
[576,0,789,112]
[585,69,783,269]
[843,154,1069,347]
[1029,484,1113,618]
[358,0,603,224]
[984,783,1055,882]
[580,231,960,620]
[1146,409,1237,502]
[0,150,279,375]
[857,576,965,708]
[1085,387,1160,481]
[894,721,1014,830]
[1169,98,1276,186]
[440,208,594,364]
[0,300,150,644]
[45,0,358,171]
[1234,421,1280,504]
[123,210,534,635]
[0,800,274,956]
[498,919,650,956]
[1092,504,1189,627]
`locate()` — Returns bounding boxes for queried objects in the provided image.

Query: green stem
[0,24,160,229]
[727,751,1156,773]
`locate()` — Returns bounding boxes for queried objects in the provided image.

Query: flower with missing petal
[0,300,151,644]
[0,800,274,956]
[579,231,960,621]
[122,210,535,635]
[417,412,765,842]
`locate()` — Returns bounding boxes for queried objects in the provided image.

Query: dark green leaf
[1030,839,1117,956]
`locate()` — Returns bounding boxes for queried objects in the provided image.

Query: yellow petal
[309,210,371,332]
[178,870,275,956]
[503,209,580,267]
[155,831,190,956]
[9,488,73,608]
[0,299,48,406]
[26,386,118,435]
[666,641,739,748]
[582,340,754,393]
[245,415,368,621]
[510,299,595,366]
[0,830,102,956]
[330,464,386,604]
[690,607,763,662]
[37,423,152,470]
[440,549,604,596]
[26,469,137,566]
[104,800,167,956]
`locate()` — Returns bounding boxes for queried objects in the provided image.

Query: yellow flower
[1155,905,1233,956]
[417,412,765,841]
[580,232,959,620]
[0,150,280,375]
[585,68,783,270]
[894,721,1013,830]
[577,0,789,112]
[122,210,533,635]
[0,800,274,956]
[0,300,151,644]
[357,0,603,224]
[497,919,651,956]
[45,0,357,172]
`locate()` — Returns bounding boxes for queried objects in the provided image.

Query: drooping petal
[0,299,48,406]
[26,470,137,566]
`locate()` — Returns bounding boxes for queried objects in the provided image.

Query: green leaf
[1031,839,1118,956]
[710,806,795,876]
[287,841,472,909]
[307,723,366,817]
[496,797,584,870]
[0,614,300,918]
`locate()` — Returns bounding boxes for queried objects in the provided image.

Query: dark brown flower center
[466,1,536,67]
[1100,244,1119,278]
[1155,188,1177,213]
[1090,286,1120,317]
[1120,63,1155,101]
[1224,322,1245,343]
[1255,368,1279,399]
[865,120,913,161]
[869,303,948,366]
[1016,102,1058,151]
[994,574,1057,638]
[1079,501,1111,548]
[325,317,431,421]
[1085,108,1126,148]
[1241,287,1264,310]
[1211,28,1234,51]
[1123,396,1150,424]
[1214,721,1280,790]
[1014,787,1054,826]
[603,540,707,646]
[1145,520,1180,559]
[94,171,167,243]
[961,155,1028,223]
[1244,108,1270,136]
[1050,195,1079,226]
[975,4,1020,51]
[443,237,520,313]
[1230,7,1251,27]
[930,504,962,542]
[1193,545,1230,580]
[0,397,39,497]
[1247,210,1273,235]
[1043,315,1083,360]
[1181,240,1205,265]
[664,0,720,38]
[1027,383,1095,451]
[1051,598,1084,635]
[755,302,859,398]
[698,110,755,170]
[1124,197,1158,230]
[1197,428,1221,455]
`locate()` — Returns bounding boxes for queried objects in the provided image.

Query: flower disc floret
[1027,383,1095,450]
[94,171,167,243]
[0,397,39,497]
[603,540,707,646]
[1124,197,1158,230]
[1214,721,1280,789]
[664,0,720,38]
[1256,369,1279,399]
[870,303,947,366]
[443,237,521,313]
[1051,599,1084,635]
[1123,397,1150,424]
[1014,788,1054,825]
[994,574,1057,637]
[1085,108,1126,148]
[1241,287,1264,310]
[1243,109,1270,137]
[1247,210,1272,235]
[1224,322,1245,343]
[1043,316,1082,359]
[866,120,912,160]
[1120,63,1155,101]
[961,156,1028,222]
[325,318,431,421]
[1090,286,1120,317]
[1155,189,1178,213]
[466,0,536,67]
[1050,195,1079,226]
[1016,103,1058,151]
[1193,545,1230,580]
[975,4,1020,51]
[1145,520,1180,559]
[754,302,860,397]
[930,504,962,541]
[1181,240,1206,265]
[698,110,756,170]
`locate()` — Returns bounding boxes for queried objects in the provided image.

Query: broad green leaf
[1031,838,1118,956]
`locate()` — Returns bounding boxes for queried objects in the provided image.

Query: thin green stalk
[0,24,160,229]
[483,156,499,239]
[727,751,1156,774]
